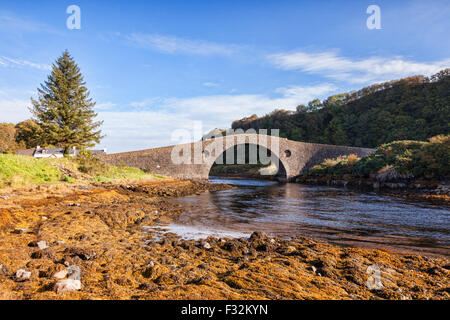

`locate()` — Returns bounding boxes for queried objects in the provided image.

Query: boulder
[53,269,68,279]
[15,269,31,282]
[54,279,81,294]
[67,265,81,280]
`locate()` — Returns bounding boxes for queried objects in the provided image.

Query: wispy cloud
[0,11,61,35]
[97,83,337,152]
[268,50,450,84]
[123,33,239,56]
[0,56,51,71]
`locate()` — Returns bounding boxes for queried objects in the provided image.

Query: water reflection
[167,178,450,256]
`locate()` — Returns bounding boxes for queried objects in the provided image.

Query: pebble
[54,279,81,294]
[202,242,212,250]
[15,269,31,282]
[67,265,81,280]
[68,203,81,207]
[285,246,297,254]
[53,269,68,279]
[37,241,49,250]
[310,266,317,274]
[0,264,7,276]
[13,228,29,234]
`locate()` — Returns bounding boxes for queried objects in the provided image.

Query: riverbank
[0,179,448,300]
[296,175,450,204]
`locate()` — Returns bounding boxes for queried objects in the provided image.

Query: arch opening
[208,143,288,181]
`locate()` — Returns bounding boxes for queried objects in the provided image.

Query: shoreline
[0,179,448,300]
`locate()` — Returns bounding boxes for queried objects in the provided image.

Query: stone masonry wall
[99,135,374,181]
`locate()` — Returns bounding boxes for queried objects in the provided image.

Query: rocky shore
[0,179,448,300]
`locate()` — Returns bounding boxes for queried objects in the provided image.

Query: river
[158,177,450,256]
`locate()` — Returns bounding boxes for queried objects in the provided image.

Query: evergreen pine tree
[31,50,103,150]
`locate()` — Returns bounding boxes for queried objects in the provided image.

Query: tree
[0,123,19,154]
[15,119,42,148]
[30,50,103,150]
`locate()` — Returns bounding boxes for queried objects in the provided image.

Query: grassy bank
[0,153,163,188]
[305,135,449,181]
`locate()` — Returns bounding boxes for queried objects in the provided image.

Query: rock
[146,261,155,267]
[249,231,268,241]
[54,279,81,294]
[138,282,158,291]
[37,241,49,250]
[53,269,68,279]
[15,269,31,282]
[13,228,29,234]
[309,266,317,274]
[65,247,96,260]
[284,246,297,255]
[202,242,212,250]
[0,264,10,276]
[142,266,159,279]
[67,203,81,207]
[30,248,55,260]
[67,266,81,280]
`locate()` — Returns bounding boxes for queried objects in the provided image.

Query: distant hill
[231,69,450,148]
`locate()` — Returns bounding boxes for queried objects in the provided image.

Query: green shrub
[75,150,108,176]
[308,135,449,180]
[411,135,450,179]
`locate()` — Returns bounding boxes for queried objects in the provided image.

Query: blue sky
[1,0,449,153]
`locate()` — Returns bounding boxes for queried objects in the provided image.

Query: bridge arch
[200,134,291,181]
[206,141,289,181]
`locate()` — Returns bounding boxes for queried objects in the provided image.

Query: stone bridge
[99,134,374,182]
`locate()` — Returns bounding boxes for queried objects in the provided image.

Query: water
[162,177,450,256]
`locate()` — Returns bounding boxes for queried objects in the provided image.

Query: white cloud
[0,56,51,71]
[268,50,450,84]
[124,33,238,56]
[98,84,337,153]
[0,99,32,123]
[95,102,116,110]
[0,83,337,153]
[129,97,163,108]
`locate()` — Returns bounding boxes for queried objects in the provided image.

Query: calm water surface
[161,177,450,256]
